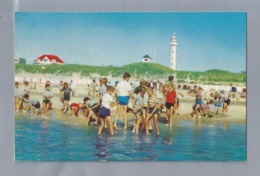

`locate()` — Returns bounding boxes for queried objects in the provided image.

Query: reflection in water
[39,120,49,159]
[222,121,229,130]
[193,119,202,131]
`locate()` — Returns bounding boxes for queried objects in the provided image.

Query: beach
[14,80,247,162]
[16,82,246,123]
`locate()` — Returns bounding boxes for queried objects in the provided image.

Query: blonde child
[146,87,160,135]
[98,86,117,135]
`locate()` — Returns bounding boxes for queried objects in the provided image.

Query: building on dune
[142,55,152,63]
[15,57,26,64]
[33,55,64,65]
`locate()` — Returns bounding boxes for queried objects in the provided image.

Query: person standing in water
[114,72,133,129]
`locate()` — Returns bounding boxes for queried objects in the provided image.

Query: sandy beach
[16,83,246,124]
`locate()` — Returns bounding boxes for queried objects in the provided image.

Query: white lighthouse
[170,33,177,70]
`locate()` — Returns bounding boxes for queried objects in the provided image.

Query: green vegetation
[15,63,246,84]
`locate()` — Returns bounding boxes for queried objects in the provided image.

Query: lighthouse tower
[170,33,177,70]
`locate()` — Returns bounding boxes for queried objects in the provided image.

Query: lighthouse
[170,33,177,70]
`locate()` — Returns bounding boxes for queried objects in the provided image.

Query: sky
[15,12,246,72]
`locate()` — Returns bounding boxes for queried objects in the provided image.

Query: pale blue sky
[15,12,246,72]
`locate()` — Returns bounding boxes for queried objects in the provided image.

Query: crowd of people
[15,72,232,136]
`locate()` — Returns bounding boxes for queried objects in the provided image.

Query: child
[61,82,74,113]
[85,97,100,126]
[70,102,86,117]
[114,72,133,129]
[146,87,160,135]
[207,99,216,118]
[214,94,222,114]
[98,78,108,127]
[222,95,231,113]
[23,94,41,115]
[164,84,176,128]
[98,86,117,135]
[194,88,203,118]
[42,84,53,118]
[15,82,21,111]
[200,98,208,116]
[16,81,30,112]
[132,87,146,133]
[59,81,64,93]
[141,81,152,130]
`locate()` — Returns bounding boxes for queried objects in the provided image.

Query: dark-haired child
[23,94,41,115]
[42,84,53,118]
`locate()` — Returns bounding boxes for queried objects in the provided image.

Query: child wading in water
[164,84,176,128]
[23,94,41,116]
[132,87,146,133]
[98,86,117,135]
[84,97,100,126]
[194,88,203,119]
[69,102,87,117]
[42,84,53,118]
[61,82,74,113]
[146,87,160,135]
[114,72,133,129]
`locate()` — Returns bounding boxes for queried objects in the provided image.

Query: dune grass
[15,62,246,84]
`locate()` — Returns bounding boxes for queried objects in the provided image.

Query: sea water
[15,115,246,161]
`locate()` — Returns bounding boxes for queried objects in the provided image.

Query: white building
[33,55,64,65]
[142,55,152,63]
[170,33,177,70]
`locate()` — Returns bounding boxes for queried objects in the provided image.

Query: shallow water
[15,115,246,161]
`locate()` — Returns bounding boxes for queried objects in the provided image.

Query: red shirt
[166,89,176,104]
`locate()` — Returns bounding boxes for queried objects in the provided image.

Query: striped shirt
[148,94,158,108]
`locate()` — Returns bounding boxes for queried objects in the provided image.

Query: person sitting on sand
[42,84,53,118]
[132,87,146,133]
[23,94,41,115]
[98,86,117,135]
[146,87,160,135]
[200,98,208,117]
[85,97,100,126]
[207,99,216,118]
[164,84,177,128]
[61,82,74,113]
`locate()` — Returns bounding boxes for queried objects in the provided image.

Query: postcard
[14,12,246,161]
